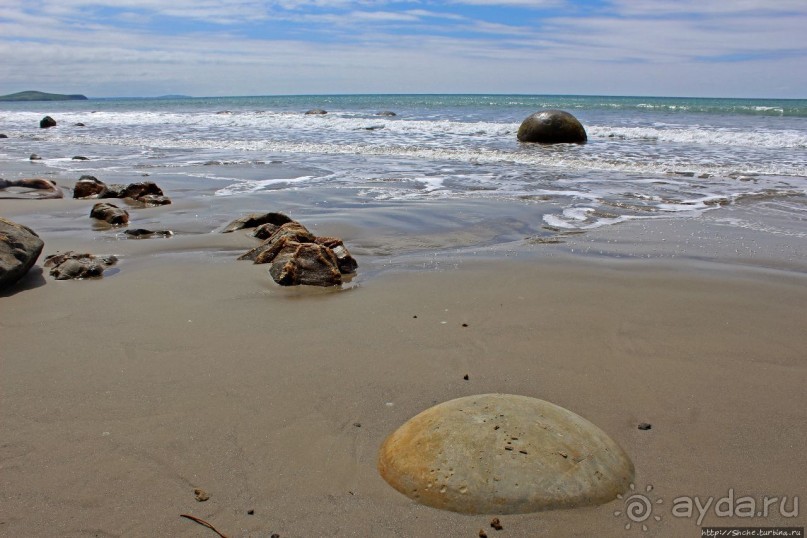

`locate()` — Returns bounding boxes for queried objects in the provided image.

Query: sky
[1,0,805,98]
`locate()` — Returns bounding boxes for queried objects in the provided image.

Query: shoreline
[2,185,806,535]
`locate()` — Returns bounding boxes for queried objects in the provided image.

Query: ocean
[1,94,806,265]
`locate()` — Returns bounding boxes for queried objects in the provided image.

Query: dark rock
[637,423,652,431]
[0,217,44,290]
[74,122,85,127]
[29,154,42,161]
[43,251,117,280]
[99,184,126,198]
[90,202,129,225]
[73,176,107,198]
[122,229,173,238]
[305,109,327,115]
[240,221,316,263]
[222,212,294,233]
[0,178,63,199]
[253,222,281,240]
[376,111,397,117]
[0,134,8,139]
[314,236,358,274]
[269,242,342,287]
[517,110,587,144]
[137,194,172,206]
[39,116,57,129]
[122,181,164,200]
[72,155,89,161]
[490,518,503,531]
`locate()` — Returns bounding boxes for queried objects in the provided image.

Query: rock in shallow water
[517,110,587,144]
[378,394,633,514]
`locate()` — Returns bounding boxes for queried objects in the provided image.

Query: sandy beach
[1,178,805,537]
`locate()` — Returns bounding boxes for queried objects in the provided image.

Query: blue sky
[1,0,805,98]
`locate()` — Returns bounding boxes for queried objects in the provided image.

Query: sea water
[1,94,806,249]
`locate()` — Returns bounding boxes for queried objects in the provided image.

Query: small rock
[463,374,469,381]
[490,517,503,530]
[462,323,469,327]
[376,111,397,117]
[247,509,254,515]
[353,422,362,428]
[194,488,210,502]
[122,229,173,238]
[305,109,327,115]
[269,241,342,287]
[29,154,42,161]
[90,202,129,225]
[74,122,86,127]
[44,251,118,280]
[73,175,107,199]
[638,423,652,431]
[72,156,89,161]
[0,134,8,139]
[39,116,57,129]
[479,530,488,538]
[222,212,293,233]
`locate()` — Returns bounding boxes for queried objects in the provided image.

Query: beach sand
[1,187,806,537]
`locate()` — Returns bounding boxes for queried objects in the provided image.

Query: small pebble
[271,534,280,538]
[413,315,418,318]
[479,530,488,538]
[247,509,254,515]
[193,488,209,502]
[490,517,503,530]
[462,323,468,327]
[353,422,362,428]
[504,446,513,451]
[519,450,528,455]
[463,374,469,381]
[638,423,652,430]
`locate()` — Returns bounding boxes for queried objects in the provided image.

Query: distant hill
[0,91,88,102]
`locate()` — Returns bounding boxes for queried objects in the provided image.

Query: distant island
[0,91,88,102]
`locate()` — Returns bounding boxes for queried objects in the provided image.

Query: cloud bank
[1,0,804,97]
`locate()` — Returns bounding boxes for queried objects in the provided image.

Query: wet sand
[1,182,806,537]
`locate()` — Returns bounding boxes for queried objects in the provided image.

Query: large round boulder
[39,116,57,129]
[378,394,633,514]
[0,217,44,290]
[517,110,587,144]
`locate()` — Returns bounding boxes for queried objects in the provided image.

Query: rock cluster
[73,176,171,206]
[0,217,44,290]
[378,394,634,515]
[230,212,358,287]
[44,251,118,280]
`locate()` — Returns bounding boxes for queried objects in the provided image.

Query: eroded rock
[240,221,315,263]
[269,241,342,287]
[222,212,293,233]
[90,202,129,225]
[234,213,357,287]
[73,175,107,198]
[0,217,44,290]
[44,251,117,280]
[378,394,633,514]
